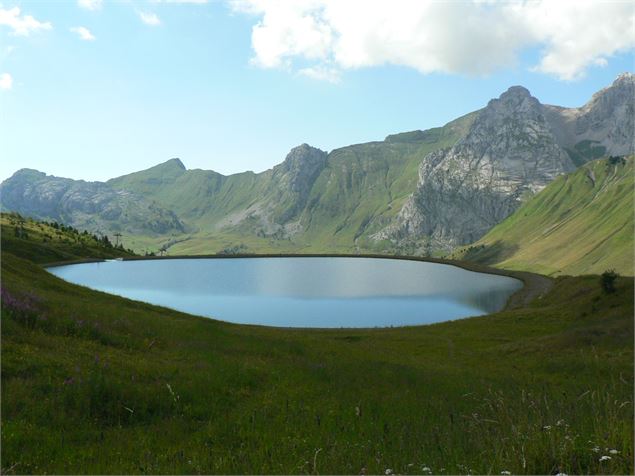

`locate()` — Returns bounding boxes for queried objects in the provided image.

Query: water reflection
[49,257,522,328]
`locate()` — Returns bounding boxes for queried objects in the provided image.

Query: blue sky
[1,0,633,182]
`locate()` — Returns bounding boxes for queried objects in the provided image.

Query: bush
[600,269,619,294]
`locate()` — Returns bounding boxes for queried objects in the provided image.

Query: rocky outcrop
[377,85,576,249]
[0,169,185,235]
[270,144,328,223]
[544,72,635,162]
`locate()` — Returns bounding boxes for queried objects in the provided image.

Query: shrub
[600,269,619,294]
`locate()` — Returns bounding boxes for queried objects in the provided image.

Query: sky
[1,0,634,182]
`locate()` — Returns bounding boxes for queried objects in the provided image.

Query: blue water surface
[48,257,522,328]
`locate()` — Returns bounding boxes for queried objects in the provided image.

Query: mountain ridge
[2,73,633,258]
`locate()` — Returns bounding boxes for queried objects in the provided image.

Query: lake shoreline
[43,252,553,313]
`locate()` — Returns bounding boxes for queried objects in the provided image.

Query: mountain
[1,73,633,256]
[376,73,634,251]
[454,156,634,276]
[104,112,474,251]
[544,72,635,164]
[0,169,185,236]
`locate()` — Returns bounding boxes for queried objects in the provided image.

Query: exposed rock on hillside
[544,72,635,164]
[377,86,576,249]
[270,144,328,223]
[0,169,185,235]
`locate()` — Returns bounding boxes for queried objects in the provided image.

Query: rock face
[544,72,635,163]
[270,144,328,223]
[378,74,634,251]
[0,169,185,235]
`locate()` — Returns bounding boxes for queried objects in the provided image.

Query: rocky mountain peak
[376,82,575,249]
[9,168,47,180]
[277,144,327,180]
[500,85,531,100]
[283,144,325,164]
[485,85,540,116]
[613,71,635,87]
[542,71,635,159]
[588,71,634,105]
[269,144,328,223]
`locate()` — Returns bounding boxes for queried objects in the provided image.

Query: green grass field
[455,157,634,277]
[1,215,633,474]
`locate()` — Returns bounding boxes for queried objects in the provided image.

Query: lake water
[48,257,523,328]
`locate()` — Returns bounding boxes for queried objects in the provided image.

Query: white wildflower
[422,467,431,473]
[609,449,619,454]
[385,469,392,475]
[592,446,600,452]
[555,473,568,476]
[501,471,511,475]
[543,425,552,430]
[599,455,611,462]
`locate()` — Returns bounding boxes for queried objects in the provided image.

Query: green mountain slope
[456,156,634,276]
[106,112,476,253]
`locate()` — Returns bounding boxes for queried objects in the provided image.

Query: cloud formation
[77,0,103,11]
[70,26,96,41]
[139,11,161,26]
[0,6,52,36]
[231,0,635,81]
[0,72,12,90]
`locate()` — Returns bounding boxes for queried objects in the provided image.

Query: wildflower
[555,473,567,476]
[599,456,611,462]
[609,449,619,454]
[592,446,600,452]
[422,467,431,473]
[556,419,566,426]
[543,425,552,431]
[385,469,392,475]
[501,471,511,475]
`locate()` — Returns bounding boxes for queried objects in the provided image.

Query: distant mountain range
[2,73,633,271]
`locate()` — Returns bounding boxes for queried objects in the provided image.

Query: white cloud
[70,26,96,41]
[0,72,13,90]
[0,6,52,36]
[139,11,161,26]
[231,0,635,82]
[523,1,635,80]
[78,0,103,11]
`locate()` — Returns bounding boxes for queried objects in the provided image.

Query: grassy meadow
[1,215,633,474]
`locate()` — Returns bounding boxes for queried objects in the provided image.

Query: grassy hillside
[1,221,633,474]
[455,156,634,276]
[0,213,134,264]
